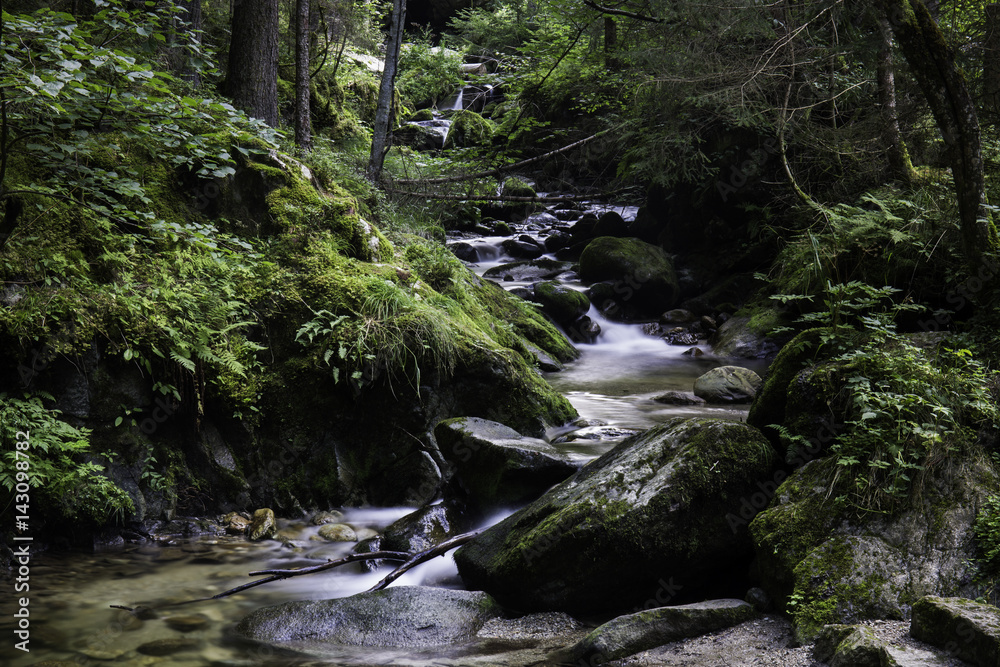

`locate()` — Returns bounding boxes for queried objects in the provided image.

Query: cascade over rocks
[435,417,581,511]
[454,418,775,614]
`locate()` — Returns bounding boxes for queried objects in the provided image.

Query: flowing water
[1,200,769,666]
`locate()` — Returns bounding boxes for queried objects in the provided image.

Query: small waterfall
[444,87,464,111]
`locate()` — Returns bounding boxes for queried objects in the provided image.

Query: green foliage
[397,36,467,109]
[0,394,133,524]
[1,2,278,231]
[974,494,1000,574]
[295,275,458,395]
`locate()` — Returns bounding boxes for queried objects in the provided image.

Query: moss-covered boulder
[235,586,503,647]
[550,599,757,664]
[910,596,1000,667]
[693,366,763,403]
[436,417,581,511]
[812,625,884,667]
[443,109,496,148]
[711,313,784,359]
[454,418,775,614]
[579,236,679,320]
[749,456,998,641]
[747,327,831,436]
[533,281,590,327]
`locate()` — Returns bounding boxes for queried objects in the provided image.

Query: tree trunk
[881,0,998,264]
[367,0,406,182]
[178,0,203,86]
[295,0,312,150]
[226,0,279,127]
[984,4,1000,123]
[877,17,914,183]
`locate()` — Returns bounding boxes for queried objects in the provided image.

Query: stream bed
[1,200,770,666]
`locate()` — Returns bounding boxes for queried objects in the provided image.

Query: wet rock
[544,230,573,252]
[910,596,1000,667]
[652,391,705,405]
[247,508,277,541]
[693,366,762,403]
[565,315,601,344]
[551,599,757,664]
[569,213,600,242]
[317,523,358,542]
[483,258,567,283]
[701,315,718,331]
[436,417,580,511]
[77,646,127,660]
[165,614,211,632]
[501,236,545,259]
[381,503,465,553]
[533,281,590,326]
[524,341,564,372]
[455,418,775,614]
[683,346,705,357]
[222,511,250,535]
[593,210,629,237]
[136,637,201,656]
[666,332,700,346]
[579,236,680,319]
[235,586,503,647]
[448,241,480,263]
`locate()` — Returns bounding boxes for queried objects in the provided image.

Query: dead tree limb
[391,130,610,185]
[368,530,482,592]
[108,550,410,613]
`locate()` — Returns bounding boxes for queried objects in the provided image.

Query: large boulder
[693,366,763,403]
[579,236,679,319]
[550,599,757,664]
[454,418,776,614]
[749,456,998,641]
[235,586,503,647]
[711,314,784,359]
[435,417,580,511]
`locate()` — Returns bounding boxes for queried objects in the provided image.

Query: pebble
[164,613,211,632]
[135,637,201,656]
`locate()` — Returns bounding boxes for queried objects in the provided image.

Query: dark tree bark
[226,0,279,127]
[877,17,914,183]
[881,0,998,264]
[367,0,406,182]
[984,4,1000,123]
[295,0,312,150]
[178,0,203,86]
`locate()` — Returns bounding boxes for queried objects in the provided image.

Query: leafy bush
[974,494,1000,574]
[0,395,133,524]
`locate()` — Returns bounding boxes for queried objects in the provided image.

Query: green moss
[443,110,497,148]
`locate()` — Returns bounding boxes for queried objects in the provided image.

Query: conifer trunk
[295,0,311,150]
[226,0,279,127]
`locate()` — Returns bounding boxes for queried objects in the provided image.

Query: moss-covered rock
[443,109,496,148]
[749,455,998,641]
[454,418,775,614]
[533,281,590,327]
[550,599,757,664]
[579,236,680,320]
[747,327,830,438]
[910,596,1000,667]
[248,508,277,541]
[693,366,763,403]
[710,311,785,359]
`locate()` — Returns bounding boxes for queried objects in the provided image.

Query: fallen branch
[391,130,610,185]
[368,530,482,592]
[384,187,634,203]
[108,550,410,613]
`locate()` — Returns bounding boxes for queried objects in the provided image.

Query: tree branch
[581,0,669,23]
[367,530,481,592]
[391,130,610,185]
